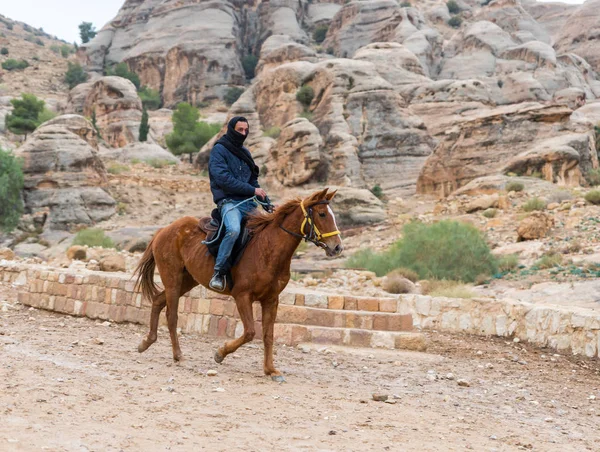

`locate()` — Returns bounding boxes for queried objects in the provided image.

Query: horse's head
[301,188,343,257]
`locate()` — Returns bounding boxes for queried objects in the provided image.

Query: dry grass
[421,280,475,299]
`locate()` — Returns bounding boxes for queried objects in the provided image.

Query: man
[207,116,268,292]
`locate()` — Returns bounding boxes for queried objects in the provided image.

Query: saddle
[198,208,252,277]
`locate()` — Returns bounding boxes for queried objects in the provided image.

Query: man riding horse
[208,116,269,292]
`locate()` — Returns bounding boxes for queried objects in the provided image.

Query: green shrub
[65,62,88,89]
[224,87,244,106]
[1,47,9,56]
[505,180,524,192]
[60,45,71,58]
[497,254,519,272]
[535,252,562,269]
[400,1,412,6]
[447,0,460,14]
[2,58,29,71]
[481,0,493,5]
[106,62,140,89]
[585,168,600,186]
[107,163,130,174]
[312,25,328,44]
[50,44,60,54]
[584,189,600,205]
[370,184,383,199]
[6,23,13,31]
[263,126,281,138]
[138,86,161,110]
[35,38,44,46]
[482,208,497,218]
[241,54,258,79]
[448,16,462,28]
[522,197,546,212]
[0,148,24,232]
[346,220,498,282]
[296,85,314,108]
[72,228,115,249]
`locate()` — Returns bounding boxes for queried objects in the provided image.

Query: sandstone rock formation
[553,0,600,74]
[15,115,116,230]
[100,142,179,164]
[328,187,386,227]
[517,211,554,241]
[82,0,600,203]
[67,76,143,148]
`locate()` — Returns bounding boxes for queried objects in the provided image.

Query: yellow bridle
[299,200,341,242]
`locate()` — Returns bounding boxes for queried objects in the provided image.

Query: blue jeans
[214,199,257,273]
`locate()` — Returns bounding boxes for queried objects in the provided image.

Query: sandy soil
[1,282,599,452]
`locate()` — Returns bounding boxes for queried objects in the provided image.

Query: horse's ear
[325,189,337,201]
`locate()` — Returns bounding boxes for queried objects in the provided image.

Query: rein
[279,200,340,249]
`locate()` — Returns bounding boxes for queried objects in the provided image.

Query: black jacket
[208,143,259,205]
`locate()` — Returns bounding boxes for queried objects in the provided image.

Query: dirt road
[1,282,599,452]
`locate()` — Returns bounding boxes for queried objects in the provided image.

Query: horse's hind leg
[138,290,166,353]
[214,293,254,363]
[137,272,198,355]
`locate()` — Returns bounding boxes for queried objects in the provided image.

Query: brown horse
[132,188,343,381]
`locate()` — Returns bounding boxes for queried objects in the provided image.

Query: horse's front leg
[214,293,254,363]
[261,297,284,382]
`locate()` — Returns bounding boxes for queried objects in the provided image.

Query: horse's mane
[246,190,327,235]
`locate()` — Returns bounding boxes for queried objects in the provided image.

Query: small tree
[242,54,258,79]
[166,103,221,163]
[448,16,463,28]
[139,108,150,142]
[447,0,460,14]
[65,62,88,89]
[296,85,314,108]
[79,22,97,44]
[1,47,8,56]
[224,87,244,106]
[5,93,45,137]
[312,25,328,44]
[138,86,161,110]
[0,147,24,232]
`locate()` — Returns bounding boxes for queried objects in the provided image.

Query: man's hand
[254,188,267,199]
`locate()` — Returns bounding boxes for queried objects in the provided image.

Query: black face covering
[215,116,259,177]
[225,116,248,147]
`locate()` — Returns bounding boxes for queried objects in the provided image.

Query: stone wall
[1,261,599,358]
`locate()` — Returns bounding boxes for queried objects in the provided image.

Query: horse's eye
[318,212,326,218]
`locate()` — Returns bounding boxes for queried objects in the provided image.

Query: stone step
[275,303,413,332]
[271,324,427,351]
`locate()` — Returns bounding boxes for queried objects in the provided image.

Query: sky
[1,0,125,44]
[0,0,588,44]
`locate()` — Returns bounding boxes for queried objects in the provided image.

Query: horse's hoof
[214,350,224,364]
[173,354,183,362]
[138,341,148,353]
[271,375,286,383]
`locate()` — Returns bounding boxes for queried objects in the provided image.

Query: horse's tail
[133,233,160,303]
